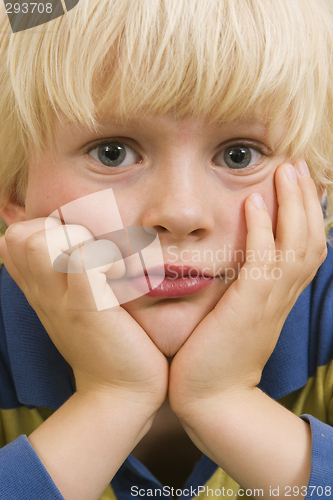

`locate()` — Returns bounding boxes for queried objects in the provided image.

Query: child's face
[23,113,298,356]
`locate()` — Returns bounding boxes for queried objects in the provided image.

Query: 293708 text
[278,486,332,497]
[5,3,53,14]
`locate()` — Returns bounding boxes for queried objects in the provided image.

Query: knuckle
[4,222,23,242]
[294,241,308,261]
[311,236,327,265]
[260,220,273,232]
[26,231,46,253]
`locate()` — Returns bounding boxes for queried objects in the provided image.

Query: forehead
[59,102,273,133]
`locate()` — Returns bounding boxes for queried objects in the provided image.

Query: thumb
[68,239,125,311]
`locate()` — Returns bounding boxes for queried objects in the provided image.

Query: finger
[1,219,48,292]
[233,192,276,301]
[26,223,98,298]
[49,223,126,278]
[47,223,95,272]
[294,160,327,271]
[274,163,308,285]
[66,237,126,280]
[67,240,121,311]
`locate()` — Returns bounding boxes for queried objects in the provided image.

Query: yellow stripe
[196,467,252,498]
[0,406,52,447]
[278,361,333,423]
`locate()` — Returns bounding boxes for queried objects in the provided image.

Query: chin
[129,306,200,357]
[146,320,195,357]
[122,288,223,357]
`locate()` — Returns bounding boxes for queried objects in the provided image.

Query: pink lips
[130,264,216,298]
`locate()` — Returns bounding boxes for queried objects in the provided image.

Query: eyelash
[85,139,142,170]
[212,141,269,174]
[85,139,270,173]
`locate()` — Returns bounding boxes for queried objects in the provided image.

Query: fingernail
[296,160,310,177]
[250,193,266,209]
[285,164,298,183]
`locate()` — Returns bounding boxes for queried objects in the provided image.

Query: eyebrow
[61,114,272,142]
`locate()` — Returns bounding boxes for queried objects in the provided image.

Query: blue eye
[214,145,263,170]
[89,141,141,168]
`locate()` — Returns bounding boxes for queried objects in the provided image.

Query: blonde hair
[1,0,333,238]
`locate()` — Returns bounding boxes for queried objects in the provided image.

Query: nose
[141,162,215,243]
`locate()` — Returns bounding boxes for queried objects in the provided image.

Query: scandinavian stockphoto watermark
[166,245,296,283]
[3,0,80,33]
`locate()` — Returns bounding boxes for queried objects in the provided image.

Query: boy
[0,0,332,499]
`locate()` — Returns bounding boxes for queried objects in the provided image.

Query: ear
[0,199,26,226]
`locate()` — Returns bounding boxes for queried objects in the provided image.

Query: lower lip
[130,274,216,298]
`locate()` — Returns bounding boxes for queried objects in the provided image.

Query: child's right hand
[0,219,169,499]
[0,218,168,410]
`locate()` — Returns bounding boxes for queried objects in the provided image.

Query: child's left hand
[168,161,327,496]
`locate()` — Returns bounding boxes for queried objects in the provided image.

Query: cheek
[229,175,278,242]
[24,165,93,220]
[222,179,278,262]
